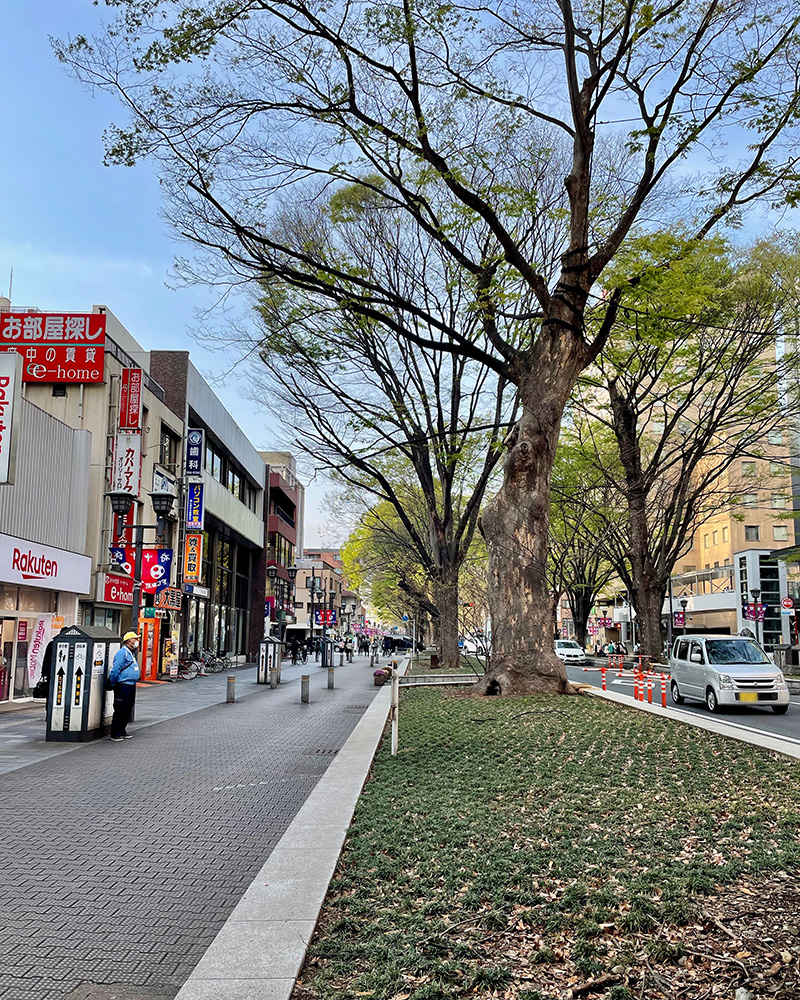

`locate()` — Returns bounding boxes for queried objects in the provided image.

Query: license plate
[739,691,758,703]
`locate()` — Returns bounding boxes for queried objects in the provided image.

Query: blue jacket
[110,645,140,686]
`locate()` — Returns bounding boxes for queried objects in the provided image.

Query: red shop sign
[2,343,104,383]
[119,367,143,430]
[103,573,134,605]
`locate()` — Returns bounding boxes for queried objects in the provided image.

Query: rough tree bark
[478,332,589,695]
[431,571,460,671]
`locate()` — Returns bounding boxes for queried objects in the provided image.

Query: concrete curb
[586,686,800,761]
[174,657,407,1000]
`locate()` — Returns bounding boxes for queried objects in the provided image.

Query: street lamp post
[750,587,762,645]
[266,563,299,642]
[680,598,688,636]
[316,588,328,665]
[106,489,176,632]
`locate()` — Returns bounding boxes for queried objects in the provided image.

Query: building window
[773,525,790,542]
[722,527,728,543]
[768,430,783,445]
[682,565,696,572]
[741,461,756,477]
[770,461,784,476]
[744,525,760,541]
[772,495,787,509]
[742,494,758,508]
[712,530,718,545]
[205,440,224,482]
[703,534,709,549]
[159,425,180,469]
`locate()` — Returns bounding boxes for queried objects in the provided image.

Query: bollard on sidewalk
[269,667,277,689]
[301,674,310,703]
[338,650,344,667]
[327,667,335,690]
[226,675,236,703]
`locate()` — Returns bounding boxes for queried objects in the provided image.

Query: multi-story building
[148,351,268,661]
[0,395,92,702]
[295,549,345,634]
[666,442,796,646]
[0,301,271,694]
[258,451,304,640]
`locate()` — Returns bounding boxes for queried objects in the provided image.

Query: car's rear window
[705,639,770,665]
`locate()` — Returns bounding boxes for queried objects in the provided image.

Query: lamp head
[107,490,134,517]
[149,490,176,517]
[266,564,278,581]
[287,565,298,582]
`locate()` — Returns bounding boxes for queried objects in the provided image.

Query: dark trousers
[110,683,136,737]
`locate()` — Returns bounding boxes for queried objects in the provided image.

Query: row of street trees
[58,0,800,693]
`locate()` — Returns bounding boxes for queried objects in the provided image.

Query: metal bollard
[226,675,236,703]
[328,667,335,690]
[370,652,375,668]
[338,650,344,667]
[301,674,309,703]
[269,667,277,689]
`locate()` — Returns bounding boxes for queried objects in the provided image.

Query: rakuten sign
[0,532,91,593]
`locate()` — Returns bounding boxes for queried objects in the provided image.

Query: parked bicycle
[177,657,199,680]
[203,650,233,673]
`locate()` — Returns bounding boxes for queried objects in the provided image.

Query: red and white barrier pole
[601,667,607,691]
[661,674,667,708]
[647,676,653,704]
[633,672,639,700]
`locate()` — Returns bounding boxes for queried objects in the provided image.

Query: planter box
[374,675,387,686]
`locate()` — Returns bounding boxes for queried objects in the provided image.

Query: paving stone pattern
[0,660,380,1000]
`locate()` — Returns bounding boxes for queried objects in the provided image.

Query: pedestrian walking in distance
[109,631,140,742]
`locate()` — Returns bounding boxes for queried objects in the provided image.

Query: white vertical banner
[28,613,54,686]
[0,352,22,485]
[112,432,142,497]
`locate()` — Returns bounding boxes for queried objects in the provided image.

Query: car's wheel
[670,679,684,705]
[773,704,789,715]
[705,686,721,713]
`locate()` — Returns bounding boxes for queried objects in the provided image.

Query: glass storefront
[0,587,65,702]
[183,526,252,658]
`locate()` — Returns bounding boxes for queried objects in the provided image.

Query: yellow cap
[123,631,139,642]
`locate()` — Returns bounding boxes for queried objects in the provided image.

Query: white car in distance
[555,639,587,665]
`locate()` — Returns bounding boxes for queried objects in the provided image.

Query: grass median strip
[293,689,800,999]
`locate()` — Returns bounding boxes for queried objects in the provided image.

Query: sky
[0,0,335,547]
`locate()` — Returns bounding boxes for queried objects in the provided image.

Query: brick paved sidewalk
[0,655,381,1000]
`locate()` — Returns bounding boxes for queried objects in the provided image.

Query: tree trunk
[634,581,667,662]
[478,361,582,695]
[571,586,594,650]
[432,569,460,671]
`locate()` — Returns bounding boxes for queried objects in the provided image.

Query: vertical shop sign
[183,533,203,584]
[119,367,143,430]
[185,428,204,478]
[27,614,54,686]
[0,352,22,484]
[112,433,142,497]
[186,482,204,530]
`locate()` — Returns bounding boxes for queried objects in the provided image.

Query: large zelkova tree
[340,501,438,635]
[57,1,800,694]
[571,235,800,660]
[248,207,516,670]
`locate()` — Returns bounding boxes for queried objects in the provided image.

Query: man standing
[109,631,140,742]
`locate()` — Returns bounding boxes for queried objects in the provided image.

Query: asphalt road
[566,661,800,745]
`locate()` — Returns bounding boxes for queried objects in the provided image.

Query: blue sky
[0,0,331,544]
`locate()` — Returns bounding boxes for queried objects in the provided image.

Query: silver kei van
[669,634,789,715]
